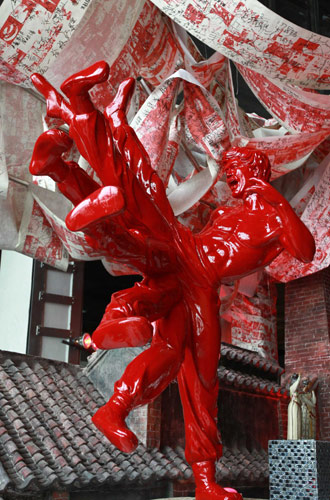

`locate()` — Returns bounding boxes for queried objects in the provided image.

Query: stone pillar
[269,440,330,499]
[285,268,330,440]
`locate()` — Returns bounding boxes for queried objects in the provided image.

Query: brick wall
[129,405,148,446]
[52,492,70,500]
[173,479,195,497]
[278,397,289,440]
[147,396,162,449]
[285,268,330,440]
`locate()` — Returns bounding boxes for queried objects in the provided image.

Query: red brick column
[52,492,70,500]
[278,397,289,440]
[285,268,330,440]
[173,479,195,497]
[146,396,162,449]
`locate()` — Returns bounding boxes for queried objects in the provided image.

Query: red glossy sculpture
[29,61,315,500]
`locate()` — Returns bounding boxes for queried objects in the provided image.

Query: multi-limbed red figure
[30,61,315,500]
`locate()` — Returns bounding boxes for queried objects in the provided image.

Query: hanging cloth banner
[216,61,330,178]
[0,113,8,198]
[0,82,42,197]
[267,152,330,282]
[149,0,330,89]
[16,190,69,271]
[0,0,184,110]
[182,78,229,161]
[16,183,108,270]
[31,185,103,262]
[226,273,278,362]
[168,16,330,176]
[78,2,183,110]
[0,184,25,250]
[132,77,182,184]
[138,10,183,87]
[0,0,145,87]
[171,20,227,89]
[132,67,330,223]
[0,81,44,250]
[177,67,329,178]
[237,64,330,133]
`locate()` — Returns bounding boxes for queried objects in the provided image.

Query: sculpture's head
[222,147,271,198]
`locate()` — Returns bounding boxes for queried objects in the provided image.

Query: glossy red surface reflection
[30,61,315,500]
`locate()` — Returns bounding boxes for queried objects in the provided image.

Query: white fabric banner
[267,152,330,281]
[0,0,145,88]
[0,81,44,250]
[149,0,330,89]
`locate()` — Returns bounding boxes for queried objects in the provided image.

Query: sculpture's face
[224,162,255,198]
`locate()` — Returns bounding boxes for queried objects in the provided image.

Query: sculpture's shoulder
[210,204,240,220]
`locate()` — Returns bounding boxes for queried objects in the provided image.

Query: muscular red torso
[195,198,284,284]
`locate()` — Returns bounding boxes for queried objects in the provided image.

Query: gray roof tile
[0,346,280,495]
[0,351,189,496]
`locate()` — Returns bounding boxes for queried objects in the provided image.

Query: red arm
[247,178,315,263]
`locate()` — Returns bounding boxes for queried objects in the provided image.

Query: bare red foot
[29,129,73,181]
[65,185,126,231]
[193,461,243,500]
[195,484,243,500]
[92,396,138,453]
[31,73,71,120]
[61,60,109,97]
[60,61,109,114]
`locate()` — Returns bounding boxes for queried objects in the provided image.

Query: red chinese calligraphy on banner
[17,196,69,270]
[224,274,278,361]
[267,153,330,282]
[0,0,146,88]
[237,64,330,133]
[149,0,330,89]
[89,2,183,109]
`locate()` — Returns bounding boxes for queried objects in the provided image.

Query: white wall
[0,250,33,353]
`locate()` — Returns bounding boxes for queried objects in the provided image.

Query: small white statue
[287,373,302,439]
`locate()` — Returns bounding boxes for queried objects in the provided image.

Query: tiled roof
[220,343,284,378]
[162,445,268,486]
[0,351,185,496]
[218,343,289,398]
[218,366,288,397]
[218,447,268,485]
[0,346,283,496]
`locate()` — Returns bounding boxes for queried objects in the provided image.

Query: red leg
[92,316,153,350]
[59,61,119,187]
[177,286,242,499]
[178,286,222,465]
[92,300,187,451]
[30,73,73,123]
[29,129,73,182]
[105,78,175,226]
[32,66,117,187]
[60,60,109,114]
[92,276,181,349]
[104,78,154,184]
